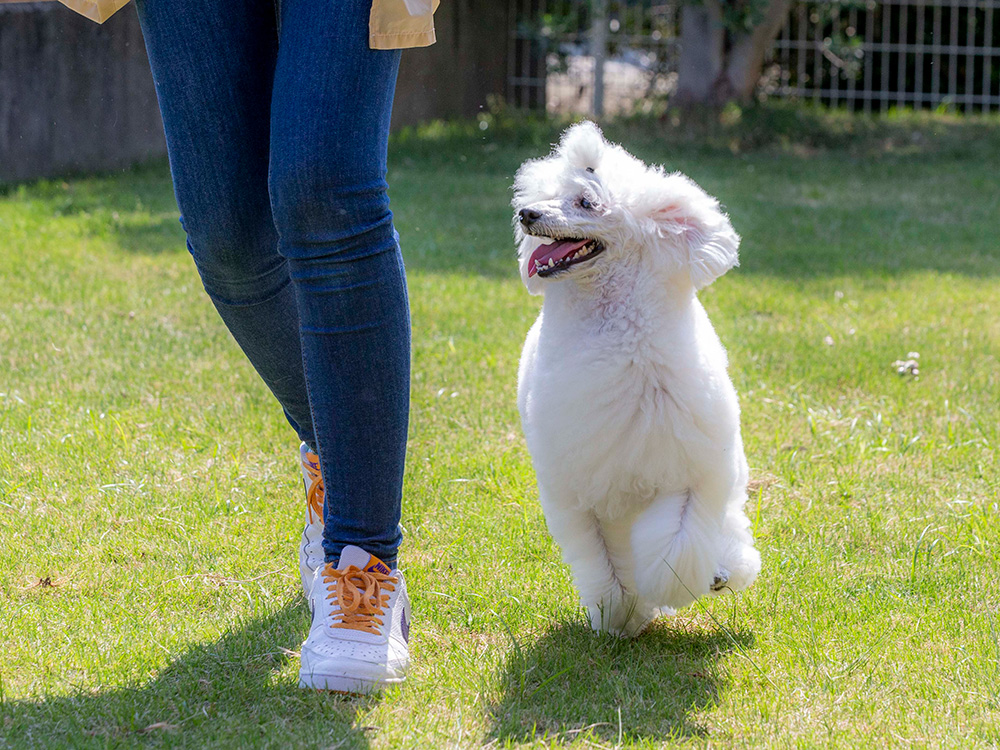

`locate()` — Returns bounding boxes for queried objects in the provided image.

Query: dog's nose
[519,208,542,226]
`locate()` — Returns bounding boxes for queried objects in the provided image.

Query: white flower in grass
[892,352,920,378]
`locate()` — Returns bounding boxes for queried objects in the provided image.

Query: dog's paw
[620,603,664,638]
[584,587,634,636]
[709,568,730,592]
[586,603,626,637]
[586,604,625,638]
[713,538,762,595]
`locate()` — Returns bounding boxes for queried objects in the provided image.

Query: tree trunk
[674,3,725,106]
[675,0,794,107]
[721,0,795,102]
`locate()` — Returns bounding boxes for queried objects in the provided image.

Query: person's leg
[134,0,315,447]
[268,0,409,568]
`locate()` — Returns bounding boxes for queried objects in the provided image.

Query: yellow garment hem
[370,28,437,50]
[55,0,131,23]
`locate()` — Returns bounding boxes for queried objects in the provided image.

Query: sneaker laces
[303,452,324,524]
[324,565,397,636]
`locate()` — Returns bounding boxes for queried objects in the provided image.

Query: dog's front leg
[540,499,632,635]
[592,516,662,636]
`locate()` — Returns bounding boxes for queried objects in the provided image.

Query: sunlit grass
[1,109,998,748]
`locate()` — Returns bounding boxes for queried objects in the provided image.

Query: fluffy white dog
[514,122,761,637]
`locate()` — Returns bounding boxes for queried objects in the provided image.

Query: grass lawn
[1,108,999,748]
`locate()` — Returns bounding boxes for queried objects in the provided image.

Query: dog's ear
[557,120,606,171]
[650,175,740,289]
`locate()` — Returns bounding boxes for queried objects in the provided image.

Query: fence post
[591,0,608,117]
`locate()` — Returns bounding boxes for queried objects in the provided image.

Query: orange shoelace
[303,452,325,524]
[324,565,397,635]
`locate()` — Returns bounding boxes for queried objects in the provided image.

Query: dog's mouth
[527,238,606,278]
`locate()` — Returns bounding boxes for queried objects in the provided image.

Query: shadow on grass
[489,618,753,745]
[111,213,188,256]
[1,601,375,749]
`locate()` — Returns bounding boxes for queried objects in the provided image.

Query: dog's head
[512,121,739,295]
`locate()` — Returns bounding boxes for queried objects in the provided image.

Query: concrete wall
[0,0,512,184]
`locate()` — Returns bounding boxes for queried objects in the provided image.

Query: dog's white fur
[514,122,761,636]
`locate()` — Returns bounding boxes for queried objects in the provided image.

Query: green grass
[1,108,999,748]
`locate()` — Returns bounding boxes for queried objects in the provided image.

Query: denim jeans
[135,0,408,567]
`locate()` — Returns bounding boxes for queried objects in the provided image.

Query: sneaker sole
[299,525,323,595]
[298,672,404,694]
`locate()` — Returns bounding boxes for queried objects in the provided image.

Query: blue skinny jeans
[135,0,408,567]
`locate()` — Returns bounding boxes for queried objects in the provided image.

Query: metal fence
[508,0,1000,114]
[508,0,680,115]
[771,0,1000,111]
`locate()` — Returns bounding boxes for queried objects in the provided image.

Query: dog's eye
[580,196,595,210]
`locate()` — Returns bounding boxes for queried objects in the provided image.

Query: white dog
[514,122,761,637]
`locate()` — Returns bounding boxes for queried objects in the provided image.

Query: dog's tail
[630,491,720,610]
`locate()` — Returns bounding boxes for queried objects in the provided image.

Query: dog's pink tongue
[527,239,590,277]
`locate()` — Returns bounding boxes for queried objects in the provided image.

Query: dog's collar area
[527,237,605,278]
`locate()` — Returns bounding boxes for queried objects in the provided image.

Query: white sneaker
[298,545,411,693]
[299,443,325,594]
